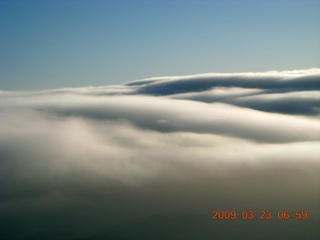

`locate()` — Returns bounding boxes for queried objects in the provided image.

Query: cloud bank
[1,69,320,240]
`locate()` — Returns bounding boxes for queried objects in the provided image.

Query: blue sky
[1,0,319,90]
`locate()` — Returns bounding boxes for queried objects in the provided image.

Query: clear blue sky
[1,0,319,90]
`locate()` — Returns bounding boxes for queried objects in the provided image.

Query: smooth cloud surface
[1,69,320,240]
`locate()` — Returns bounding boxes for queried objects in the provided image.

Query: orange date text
[212,210,308,220]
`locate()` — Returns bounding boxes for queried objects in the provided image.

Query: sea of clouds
[1,69,320,239]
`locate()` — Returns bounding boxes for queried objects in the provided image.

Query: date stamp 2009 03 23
[212,209,309,220]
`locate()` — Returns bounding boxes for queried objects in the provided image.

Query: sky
[1,0,320,90]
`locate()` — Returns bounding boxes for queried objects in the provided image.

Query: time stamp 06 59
[212,210,309,220]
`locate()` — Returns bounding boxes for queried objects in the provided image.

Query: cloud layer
[1,69,320,240]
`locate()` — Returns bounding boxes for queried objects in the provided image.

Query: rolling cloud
[1,69,320,240]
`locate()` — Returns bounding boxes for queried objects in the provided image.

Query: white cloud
[1,69,319,240]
